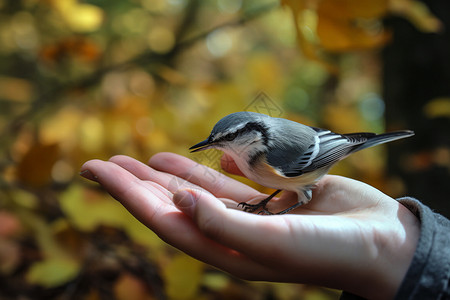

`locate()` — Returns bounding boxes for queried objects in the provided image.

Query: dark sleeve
[394,197,450,299]
[340,197,450,300]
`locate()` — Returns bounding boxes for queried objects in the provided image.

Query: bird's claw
[238,190,282,214]
[257,209,274,215]
[238,202,275,214]
[237,202,265,213]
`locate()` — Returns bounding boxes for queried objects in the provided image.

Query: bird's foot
[237,201,267,213]
[258,202,304,215]
[238,189,282,213]
[257,209,274,215]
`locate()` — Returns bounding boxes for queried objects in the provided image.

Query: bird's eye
[224,132,238,141]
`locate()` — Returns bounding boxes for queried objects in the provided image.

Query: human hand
[80,152,420,299]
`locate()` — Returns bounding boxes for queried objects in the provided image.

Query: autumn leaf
[163,254,204,300]
[282,0,441,66]
[115,273,154,300]
[390,0,443,33]
[26,257,79,287]
[316,16,391,52]
[317,0,389,20]
[424,97,450,118]
[40,37,101,64]
[16,142,60,188]
[49,0,104,32]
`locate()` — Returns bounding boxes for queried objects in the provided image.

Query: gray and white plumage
[190,111,414,213]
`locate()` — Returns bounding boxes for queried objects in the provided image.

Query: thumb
[173,188,228,238]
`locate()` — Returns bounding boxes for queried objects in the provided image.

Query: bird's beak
[189,139,214,152]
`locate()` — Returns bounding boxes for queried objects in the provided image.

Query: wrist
[359,200,420,299]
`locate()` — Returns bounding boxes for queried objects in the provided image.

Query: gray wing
[276,129,376,177]
[265,119,317,172]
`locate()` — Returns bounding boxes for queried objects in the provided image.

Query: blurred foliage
[282,0,442,71]
[0,0,444,299]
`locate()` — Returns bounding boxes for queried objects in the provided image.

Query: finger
[80,159,178,218]
[109,155,207,196]
[220,154,245,176]
[108,155,160,180]
[81,160,284,281]
[173,188,299,266]
[174,187,366,284]
[148,152,261,201]
[170,189,299,282]
[108,155,249,211]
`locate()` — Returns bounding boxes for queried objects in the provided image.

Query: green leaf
[26,257,79,287]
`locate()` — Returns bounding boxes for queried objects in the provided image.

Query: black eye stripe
[215,122,269,145]
[216,131,238,143]
[225,132,238,141]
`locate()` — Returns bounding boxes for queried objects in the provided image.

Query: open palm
[81,152,419,299]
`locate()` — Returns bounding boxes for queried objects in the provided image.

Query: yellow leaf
[11,189,38,209]
[163,254,204,300]
[13,208,80,286]
[318,0,388,20]
[52,0,103,32]
[147,27,175,54]
[316,0,391,51]
[202,273,229,291]
[281,1,340,71]
[246,53,282,93]
[390,0,443,33]
[66,4,103,32]
[283,0,441,63]
[79,116,104,153]
[281,0,306,15]
[302,287,341,300]
[322,103,365,133]
[26,257,79,287]
[122,215,165,251]
[316,16,391,51]
[61,185,163,250]
[60,185,126,231]
[424,97,450,118]
[0,76,33,103]
[40,105,83,145]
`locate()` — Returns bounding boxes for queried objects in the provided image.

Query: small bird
[190,112,414,214]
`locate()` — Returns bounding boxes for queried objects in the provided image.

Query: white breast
[223,149,327,203]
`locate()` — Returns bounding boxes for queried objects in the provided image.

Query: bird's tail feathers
[354,130,414,152]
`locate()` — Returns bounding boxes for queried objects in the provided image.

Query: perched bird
[190,112,414,214]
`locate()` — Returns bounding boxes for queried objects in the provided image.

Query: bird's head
[190,112,271,159]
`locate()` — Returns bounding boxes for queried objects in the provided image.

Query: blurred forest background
[0,0,449,299]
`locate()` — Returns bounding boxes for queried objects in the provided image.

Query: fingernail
[174,189,196,217]
[79,169,98,181]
